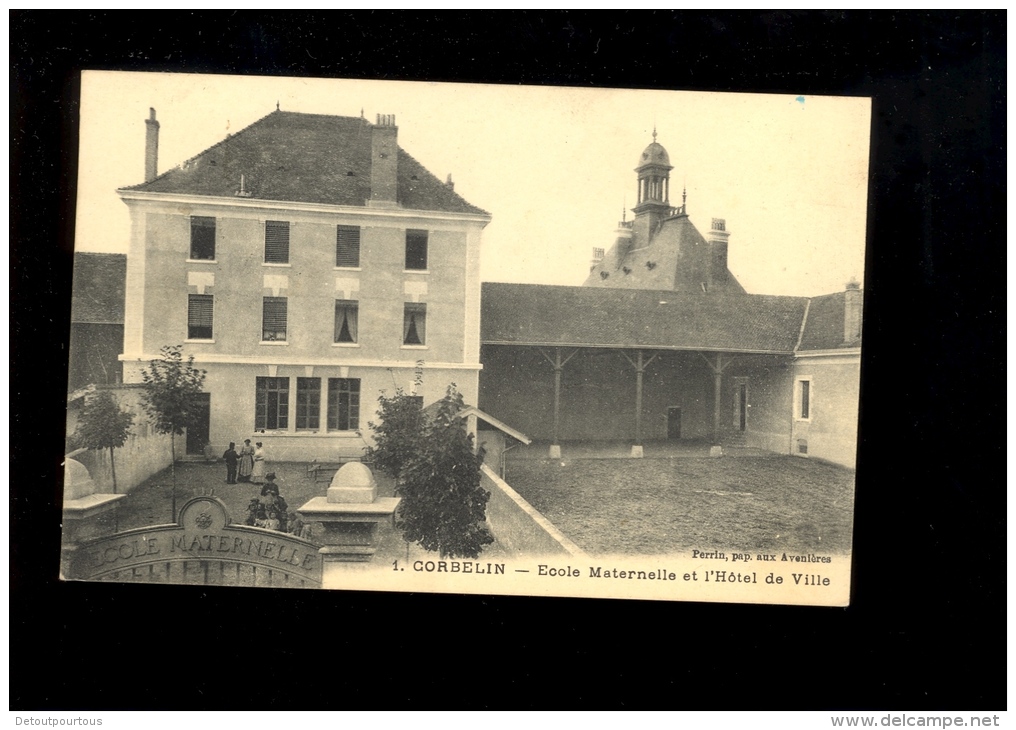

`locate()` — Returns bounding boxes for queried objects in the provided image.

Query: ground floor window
[327,378,360,431]
[295,377,321,430]
[796,378,812,421]
[256,377,289,430]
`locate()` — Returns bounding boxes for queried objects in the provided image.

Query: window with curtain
[264,221,290,264]
[187,294,213,339]
[336,225,361,268]
[403,303,426,345]
[327,378,360,431]
[190,216,216,260]
[334,300,359,343]
[262,297,288,341]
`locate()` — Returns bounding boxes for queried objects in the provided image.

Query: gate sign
[70,496,322,588]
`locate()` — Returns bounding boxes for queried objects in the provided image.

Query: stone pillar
[298,462,400,564]
[61,458,125,579]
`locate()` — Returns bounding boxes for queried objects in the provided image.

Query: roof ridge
[482,281,809,303]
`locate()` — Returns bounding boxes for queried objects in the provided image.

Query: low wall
[481,464,585,558]
[66,385,184,495]
[66,431,184,496]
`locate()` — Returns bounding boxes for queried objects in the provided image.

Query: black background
[11,11,1005,710]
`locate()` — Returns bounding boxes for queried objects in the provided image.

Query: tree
[394,385,494,559]
[364,387,425,483]
[72,389,134,494]
[140,345,207,521]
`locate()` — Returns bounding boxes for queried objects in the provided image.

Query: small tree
[365,361,425,482]
[140,345,207,521]
[364,387,425,483]
[72,389,134,494]
[395,385,493,559]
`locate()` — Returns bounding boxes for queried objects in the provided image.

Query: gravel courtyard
[504,454,855,556]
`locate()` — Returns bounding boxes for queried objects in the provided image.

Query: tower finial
[622,195,627,223]
[652,125,657,143]
[276,100,280,111]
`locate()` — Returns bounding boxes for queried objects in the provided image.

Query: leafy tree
[364,387,425,483]
[140,345,207,521]
[72,389,134,494]
[394,385,493,559]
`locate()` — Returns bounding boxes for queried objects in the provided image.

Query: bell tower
[632,128,675,237]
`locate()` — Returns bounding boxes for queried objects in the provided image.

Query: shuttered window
[405,230,428,270]
[296,377,321,430]
[336,225,361,268]
[262,297,288,342]
[190,216,216,260]
[255,377,289,430]
[334,300,358,343]
[403,303,426,345]
[187,294,213,340]
[264,221,290,264]
[327,378,360,431]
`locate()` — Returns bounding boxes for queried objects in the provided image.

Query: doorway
[667,407,682,440]
[186,393,211,455]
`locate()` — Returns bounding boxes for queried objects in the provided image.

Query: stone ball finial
[327,462,378,504]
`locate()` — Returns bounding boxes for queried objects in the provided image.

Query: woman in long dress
[237,439,255,483]
[251,442,267,485]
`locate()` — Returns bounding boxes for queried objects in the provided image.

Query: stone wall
[481,464,584,558]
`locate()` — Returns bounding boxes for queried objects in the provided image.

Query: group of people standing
[220,440,306,537]
[221,439,267,485]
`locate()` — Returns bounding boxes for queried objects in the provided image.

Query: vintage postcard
[63,71,869,606]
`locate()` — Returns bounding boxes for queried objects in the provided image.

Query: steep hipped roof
[122,110,489,216]
[70,252,126,324]
[481,282,808,354]
[584,215,745,294]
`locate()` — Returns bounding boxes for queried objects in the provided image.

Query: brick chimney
[369,113,398,207]
[144,108,160,182]
[844,279,862,343]
[706,218,731,289]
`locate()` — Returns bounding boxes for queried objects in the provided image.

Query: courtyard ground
[504,450,855,555]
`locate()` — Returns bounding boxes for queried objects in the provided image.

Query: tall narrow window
[296,377,321,430]
[334,300,359,343]
[262,297,288,342]
[403,303,426,345]
[327,378,361,431]
[264,221,290,264]
[190,216,215,260]
[187,294,213,340]
[336,225,361,268]
[255,377,289,430]
[799,380,811,420]
[405,230,428,270]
